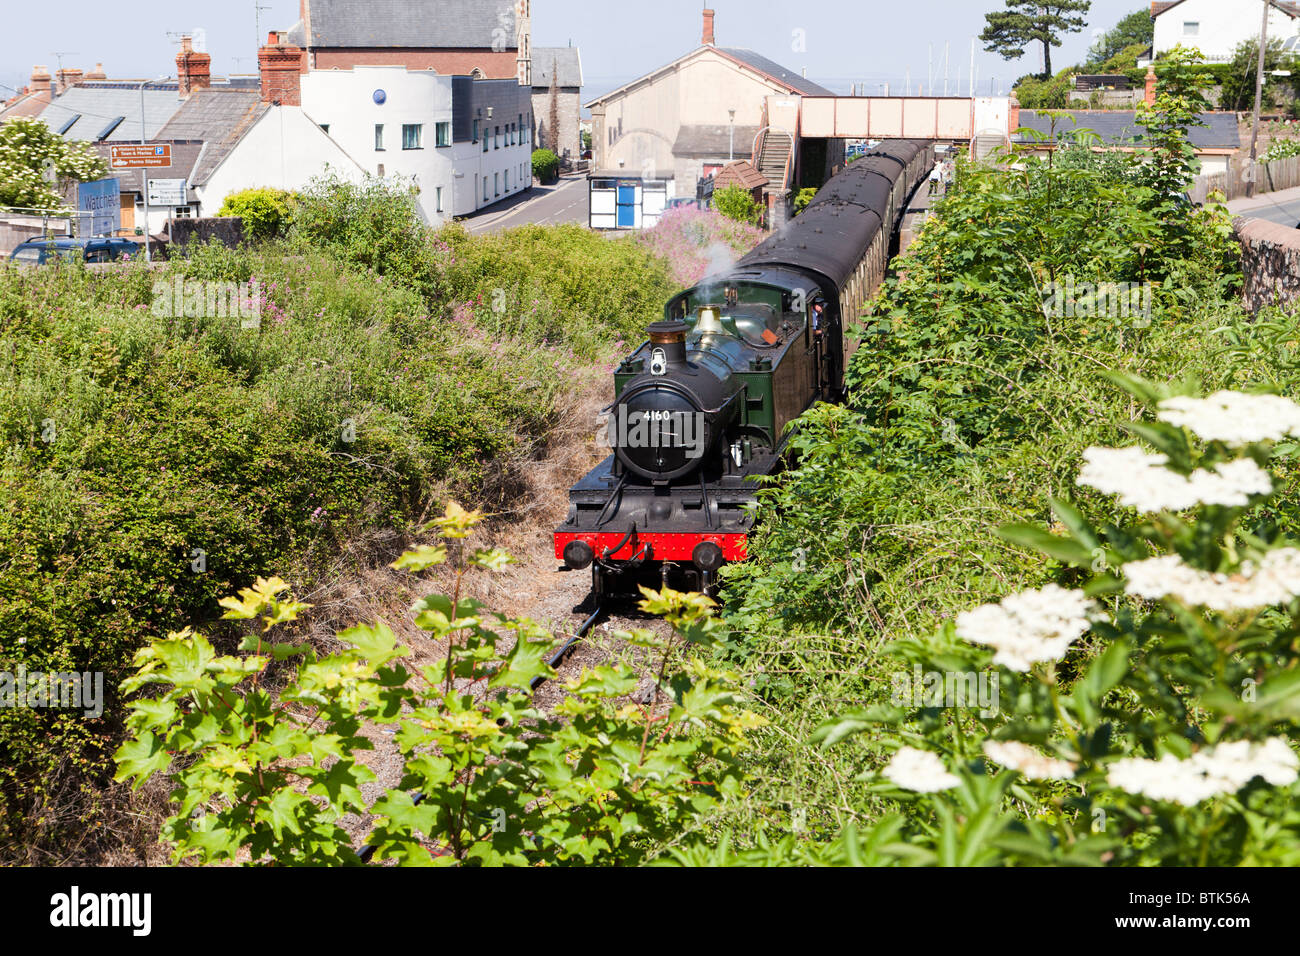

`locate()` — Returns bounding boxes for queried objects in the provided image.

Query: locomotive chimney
[648,320,689,369]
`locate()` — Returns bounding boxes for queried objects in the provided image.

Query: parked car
[9,236,140,265]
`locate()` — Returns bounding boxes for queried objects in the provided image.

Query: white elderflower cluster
[1158,391,1300,447]
[982,740,1077,780]
[955,585,1099,672]
[1076,446,1272,513]
[1123,549,1300,611]
[1106,738,1299,806]
[882,747,960,793]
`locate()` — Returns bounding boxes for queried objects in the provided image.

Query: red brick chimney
[1144,66,1158,106]
[259,32,307,106]
[85,63,108,81]
[56,68,84,94]
[1008,93,1021,134]
[29,65,52,95]
[177,36,212,96]
[702,8,716,46]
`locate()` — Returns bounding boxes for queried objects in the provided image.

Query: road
[1227,186,1300,229]
[461,174,589,234]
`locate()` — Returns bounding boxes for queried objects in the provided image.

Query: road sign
[109,144,172,169]
[147,178,187,206]
[78,178,121,236]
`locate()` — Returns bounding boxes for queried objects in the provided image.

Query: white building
[1152,0,1300,62]
[300,66,534,224]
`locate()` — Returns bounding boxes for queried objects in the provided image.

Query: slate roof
[716,48,835,97]
[673,124,762,157]
[306,0,516,49]
[712,159,768,191]
[38,83,182,142]
[1152,0,1298,16]
[1014,109,1241,150]
[532,47,583,89]
[0,89,52,122]
[156,90,271,186]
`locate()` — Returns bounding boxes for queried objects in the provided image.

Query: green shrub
[713,184,763,227]
[531,148,560,184]
[0,212,676,861]
[114,505,760,866]
[793,188,818,216]
[217,187,296,241]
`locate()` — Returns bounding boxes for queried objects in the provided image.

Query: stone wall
[169,217,246,250]
[1235,216,1300,313]
[532,87,581,164]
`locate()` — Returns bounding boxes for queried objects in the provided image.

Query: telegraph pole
[1248,0,1270,198]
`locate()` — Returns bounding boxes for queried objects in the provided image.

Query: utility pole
[944,41,950,96]
[969,38,976,100]
[1248,0,1271,198]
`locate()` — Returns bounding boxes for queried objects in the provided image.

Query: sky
[0,0,1150,107]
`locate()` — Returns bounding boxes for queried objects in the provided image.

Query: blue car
[9,236,140,265]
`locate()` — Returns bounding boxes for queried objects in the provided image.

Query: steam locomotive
[555,140,934,596]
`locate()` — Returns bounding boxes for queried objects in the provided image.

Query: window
[436,186,444,213]
[472,119,480,143]
[403,124,425,149]
[435,122,451,147]
[378,163,386,177]
[319,123,330,134]
[505,169,511,191]
[484,177,490,201]
[483,132,489,153]
[495,172,500,196]
[375,124,385,150]
[495,125,501,149]
[173,205,196,219]
[95,116,125,141]
[1183,21,1199,35]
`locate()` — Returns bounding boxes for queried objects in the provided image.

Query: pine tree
[980,0,1092,79]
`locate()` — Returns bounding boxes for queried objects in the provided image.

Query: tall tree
[547,58,561,156]
[1086,8,1155,67]
[981,0,1092,78]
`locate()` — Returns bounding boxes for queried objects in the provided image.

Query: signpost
[147,179,186,207]
[110,142,171,263]
[108,143,173,169]
[77,178,121,237]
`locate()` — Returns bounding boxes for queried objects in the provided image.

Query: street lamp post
[137,75,169,263]
[728,109,736,162]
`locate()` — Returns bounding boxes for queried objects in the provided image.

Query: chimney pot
[702,8,716,46]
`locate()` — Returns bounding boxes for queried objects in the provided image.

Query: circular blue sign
[373,89,387,105]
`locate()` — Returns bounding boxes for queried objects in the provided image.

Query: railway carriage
[555,140,934,596]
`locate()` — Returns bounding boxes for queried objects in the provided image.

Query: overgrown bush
[531,148,559,184]
[713,184,763,227]
[217,187,297,241]
[0,192,678,861]
[115,505,761,865]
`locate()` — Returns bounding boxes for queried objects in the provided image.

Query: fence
[0,207,95,255]
[1190,155,1300,204]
